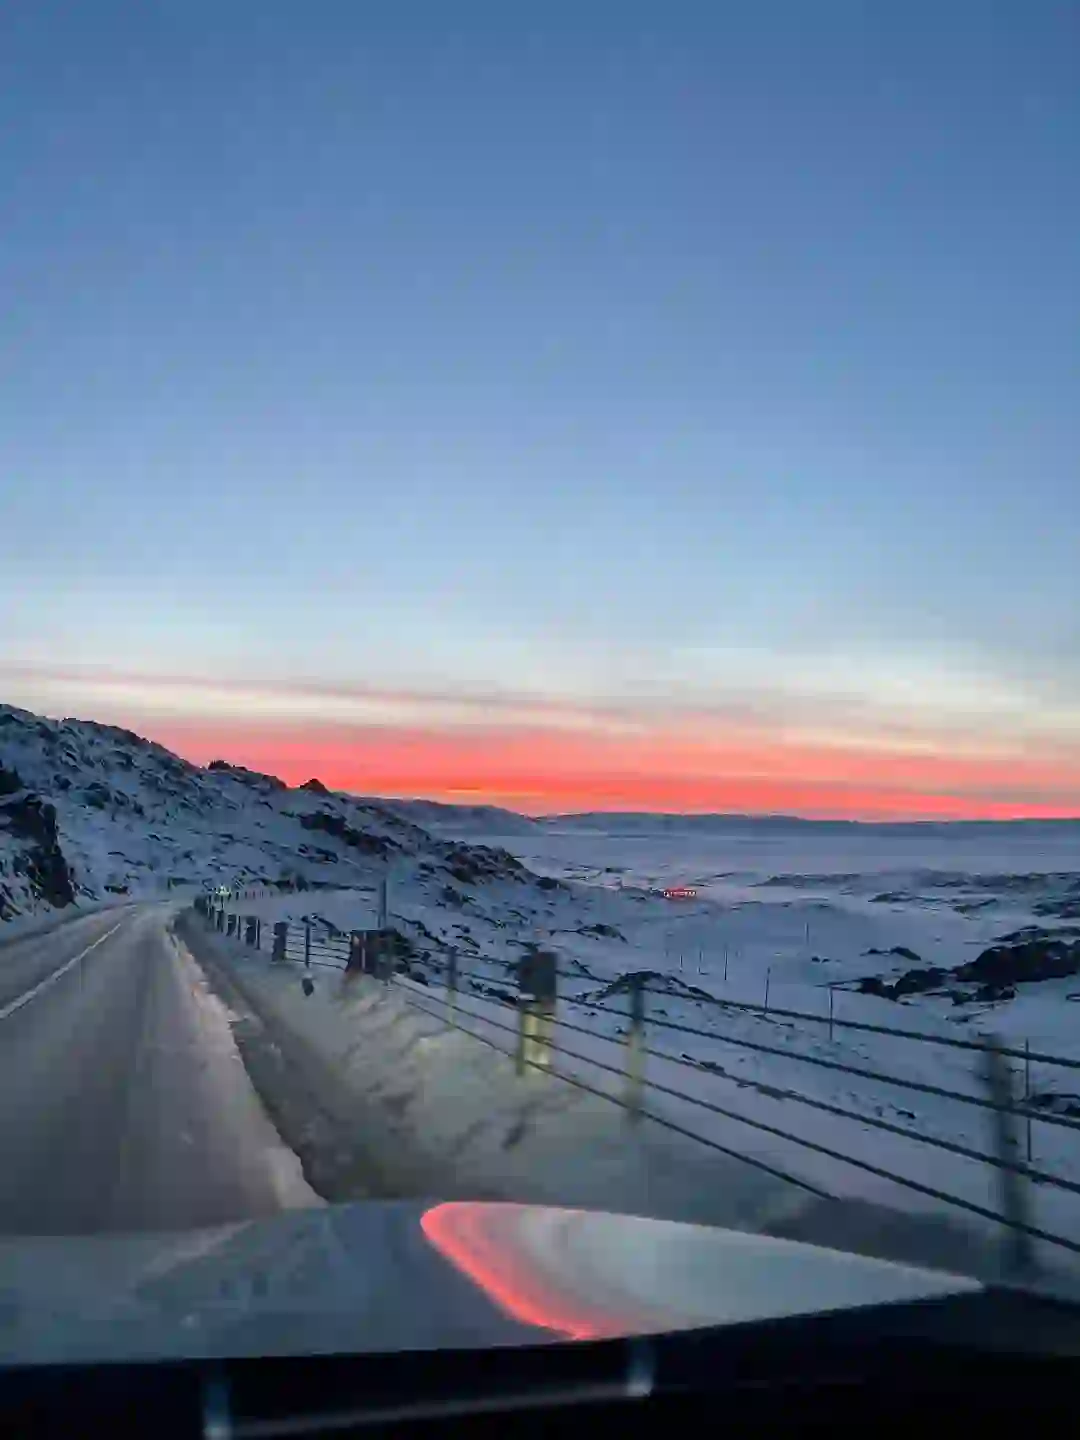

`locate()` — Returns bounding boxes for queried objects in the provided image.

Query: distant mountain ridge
[538,811,1080,834]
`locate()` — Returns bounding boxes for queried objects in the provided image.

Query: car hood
[0,1200,983,1367]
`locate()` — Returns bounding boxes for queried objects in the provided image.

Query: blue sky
[2,2,1079,813]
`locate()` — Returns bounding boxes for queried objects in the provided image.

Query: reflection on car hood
[0,1201,981,1366]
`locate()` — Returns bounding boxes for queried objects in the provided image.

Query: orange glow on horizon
[137,715,1080,821]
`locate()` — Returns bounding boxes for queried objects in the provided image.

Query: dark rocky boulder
[856,966,948,1000]
[579,922,626,941]
[856,975,890,997]
[974,982,1016,1003]
[956,938,1080,986]
[0,794,76,908]
[864,945,922,962]
[855,931,1080,1003]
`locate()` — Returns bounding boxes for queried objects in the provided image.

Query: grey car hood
[0,1200,981,1367]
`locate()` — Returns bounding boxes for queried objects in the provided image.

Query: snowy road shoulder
[166,924,322,1213]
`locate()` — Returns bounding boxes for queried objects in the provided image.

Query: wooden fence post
[981,1035,1035,1285]
[517,946,557,1074]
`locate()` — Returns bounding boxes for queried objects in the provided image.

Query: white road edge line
[0,919,125,1022]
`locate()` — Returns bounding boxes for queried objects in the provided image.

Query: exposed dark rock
[441,844,527,887]
[536,875,562,891]
[1002,924,1080,944]
[578,921,626,941]
[0,795,76,908]
[99,724,149,749]
[1027,1092,1080,1120]
[301,778,330,795]
[956,938,1080,987]
[395,962,429,985]
[974,982,1016,1003]
[856,968,948,999]
[470,982,516,1006]
[0,764,22,797]
[590,968,716,1005]
[864,945,922,962]
[298,810,397,856]
[856,933,1080,1003]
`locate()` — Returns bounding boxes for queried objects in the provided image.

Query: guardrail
[194,897,1080,1273]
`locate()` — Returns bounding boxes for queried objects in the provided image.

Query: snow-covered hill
[0,704,547,928]
[384,798,540,837]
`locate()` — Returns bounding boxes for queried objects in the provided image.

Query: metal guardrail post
[301,921,314,996]
[981,1035,1035,1285]
[272,922,287,962]
[625,975,647,1122]
[347,931,364,974]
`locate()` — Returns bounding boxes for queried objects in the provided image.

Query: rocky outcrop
[298,810,398,857]
[958,935,1080,986]
[0,793,76,909]
[441,844,528,886]
[855,927,1080,1003]
[864,945,922,962]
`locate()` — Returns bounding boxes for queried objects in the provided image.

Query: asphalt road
[0,906,314,1236]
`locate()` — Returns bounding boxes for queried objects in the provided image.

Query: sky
[2,1,1079,819]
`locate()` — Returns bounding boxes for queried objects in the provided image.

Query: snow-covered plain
[228,815,1080,1278]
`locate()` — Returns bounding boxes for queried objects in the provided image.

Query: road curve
[0,906,316,1236]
